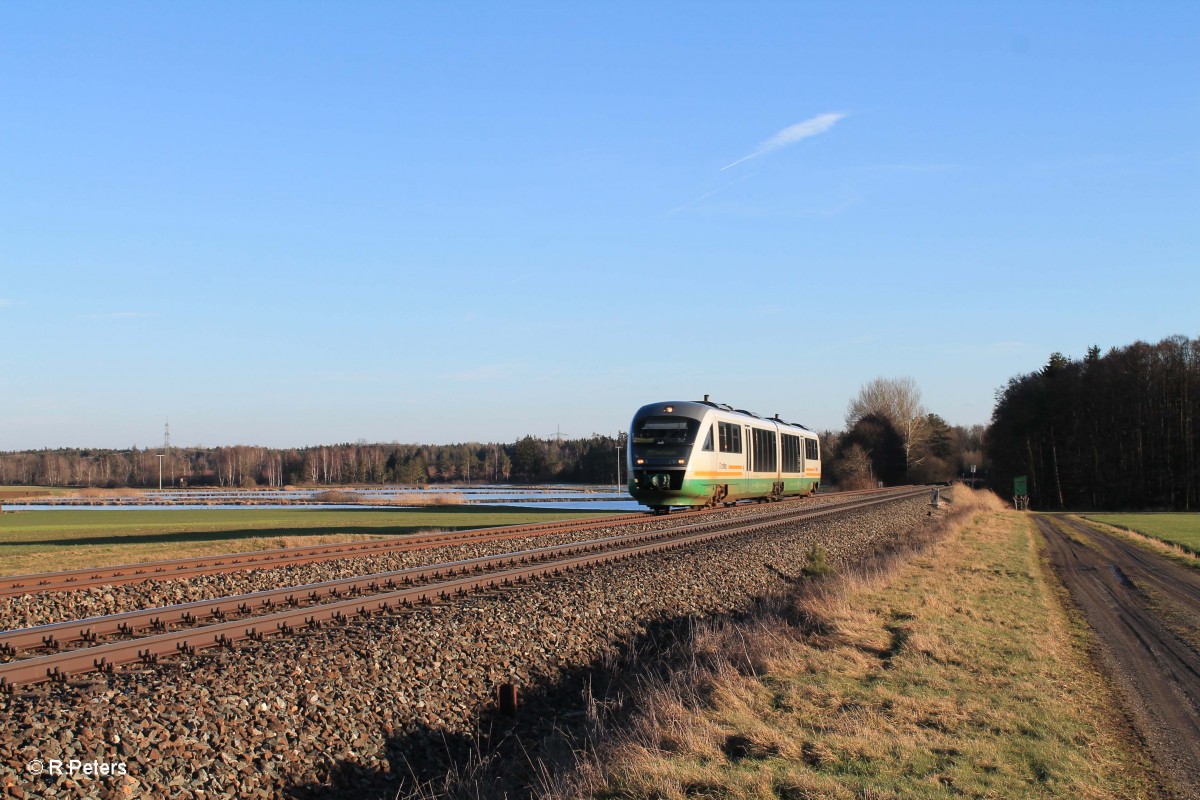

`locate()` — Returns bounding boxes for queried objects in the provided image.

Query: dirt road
[1036,515,1200,799]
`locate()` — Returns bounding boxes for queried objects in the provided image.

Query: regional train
[628,397,821,513]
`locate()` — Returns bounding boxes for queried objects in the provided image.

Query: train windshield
[631,416,700,460]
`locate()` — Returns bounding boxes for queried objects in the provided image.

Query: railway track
[0,513,650,597]
[0,487,927,691]
[0,487,910,598]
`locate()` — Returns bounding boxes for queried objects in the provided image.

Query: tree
[839,413,906,486]
[987,336,1200,510]
[510,436,546,482]
[835,443,874,490]
[845,377,930,472]
[908,413,956,483]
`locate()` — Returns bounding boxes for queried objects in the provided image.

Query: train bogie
[628,399,821,511]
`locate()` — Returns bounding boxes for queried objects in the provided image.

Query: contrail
[721,112,845,170]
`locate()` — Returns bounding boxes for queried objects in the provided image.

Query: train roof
[633,399,815,433]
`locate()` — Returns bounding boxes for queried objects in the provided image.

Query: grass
[0,506,619,576]
[1083,513,1200,556]
[0,486,71,500]
[565,491,1155,799]
[310,489,466,505]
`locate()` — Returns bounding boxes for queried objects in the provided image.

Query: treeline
[822,415,985,488]
[0,435,628,489]
[818,377,986,489]
[987,335,1199,510]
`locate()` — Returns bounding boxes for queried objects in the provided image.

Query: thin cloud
[722,112,846,170]
[0,299,13,308]
[664,171,755,216]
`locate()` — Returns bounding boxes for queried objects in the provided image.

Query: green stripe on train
[631,477,819,507]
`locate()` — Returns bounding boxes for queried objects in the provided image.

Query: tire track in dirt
[1036,515,1200,799]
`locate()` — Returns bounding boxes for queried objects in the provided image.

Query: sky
[2,1,1197,450]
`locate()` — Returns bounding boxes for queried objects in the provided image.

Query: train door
[744,426,752,476]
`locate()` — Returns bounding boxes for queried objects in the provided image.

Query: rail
[0,488,928,690]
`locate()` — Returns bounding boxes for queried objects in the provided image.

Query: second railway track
[1,488,907,598]
[1,488,927,690]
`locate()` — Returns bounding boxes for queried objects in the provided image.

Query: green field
[0,506,619,576]
[1083,513,1200,555]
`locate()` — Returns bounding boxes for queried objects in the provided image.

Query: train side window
[782,434,802,472]
[701,426,714,451]
[805,438,820,461]
[751,428,777,472]
[718,422,742,453]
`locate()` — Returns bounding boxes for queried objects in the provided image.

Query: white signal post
[615,433,623,493]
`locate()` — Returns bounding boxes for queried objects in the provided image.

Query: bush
[802,543,835,578]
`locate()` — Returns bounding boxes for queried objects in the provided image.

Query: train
[627,397,822,513]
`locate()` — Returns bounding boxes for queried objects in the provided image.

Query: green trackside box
[1013,476,1028,497]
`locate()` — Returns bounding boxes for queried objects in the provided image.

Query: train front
[628,401,706,512]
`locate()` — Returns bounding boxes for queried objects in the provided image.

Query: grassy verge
[0,486,70,500]
[0,507,617,575]
[1083,513,1200,557]
[563,493,1154,799]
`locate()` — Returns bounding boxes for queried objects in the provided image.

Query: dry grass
[310,490,465,506]
[262,533,430,550]
[0,488,55,500]
[375,492,465,506]
[73,487,144,499]
[311,489,367,504]
[548,488,1154,799]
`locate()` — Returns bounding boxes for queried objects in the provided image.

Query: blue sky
[2,2,1197,450]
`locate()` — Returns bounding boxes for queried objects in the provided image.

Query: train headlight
[636,458,645,465]
[677,459,685,464]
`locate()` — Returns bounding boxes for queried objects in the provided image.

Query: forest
[0,381,990,491]
[0,435,626,489]
[0,417,985,493]
[987,335,1199,510]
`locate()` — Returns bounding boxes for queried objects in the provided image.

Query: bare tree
[845,376,930,470]
[838,443,875,490]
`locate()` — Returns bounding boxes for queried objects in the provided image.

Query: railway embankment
[4,493,935,799]
[540,494,1159,800]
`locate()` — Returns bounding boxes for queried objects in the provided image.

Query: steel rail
[0,487,912,597]
[0,489,927,690]
[0,513,649,597]
[0,519,760,655]
[0,489,921,657]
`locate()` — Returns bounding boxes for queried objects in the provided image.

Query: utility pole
[164,419,173,486]
[155,454,165,491]
[615,431,623,493]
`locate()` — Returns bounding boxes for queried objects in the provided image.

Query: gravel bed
[0,493,936,799]
[1,492,886,632]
